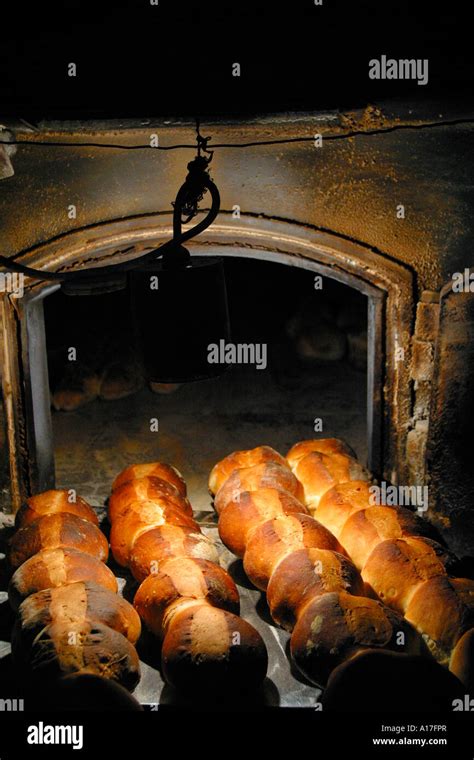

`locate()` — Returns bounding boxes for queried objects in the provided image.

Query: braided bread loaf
[9,512,109,570]
[130,524,219,583]
[214,461,304,514]
[291,441,474,690]
[8,490,141,690]
[108,461,268,694]
[209,445,288,496]
[211,443,424,688]
[109,476,193,522]
[15,489,99,528]
[112,462,187,495]
[286,439,371,511]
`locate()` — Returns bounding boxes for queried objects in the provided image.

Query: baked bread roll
[110,499,200,567]
[134,557,240,638]
[9,512,109,570]
[9,548,118,611]
[209,445,288,496]
[19,619,140,690]
[112,462,186,496]
[290,590,423,686]
[15,489,99,529]
[361,536,460,614]
[450,627,474,690]
[267,548,365,631]
[339,505,436,571]
[129,524,219,583]
[218,488,308,557]
[316,480,372,537]
[286,438,356,470]
[243,513,343,591]
[292,451,370,510]
[161,603,268,694]
[321,649,464,713]
[12,582,141,665]
[108,476,193,523]
[405,576,474,665]
[214,462,304,515]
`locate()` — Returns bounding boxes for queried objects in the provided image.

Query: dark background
[0,0,472,119]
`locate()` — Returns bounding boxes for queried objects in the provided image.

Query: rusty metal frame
[0,213,414,512]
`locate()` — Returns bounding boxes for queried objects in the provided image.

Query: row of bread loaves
[293,445,474,691]
[108,461,268,695]
[8,489,141,691]
[209,442,427,687]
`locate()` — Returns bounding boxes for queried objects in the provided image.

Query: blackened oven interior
[44,257,368,513]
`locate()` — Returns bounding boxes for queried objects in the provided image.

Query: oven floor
[52,360,367,510]
[0,359,364,707]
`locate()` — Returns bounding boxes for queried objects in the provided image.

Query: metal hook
[195,116,213,161]
[0,121,219,283]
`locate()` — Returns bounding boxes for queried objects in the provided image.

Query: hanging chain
[173,118,215,225]
[195,116,214,162]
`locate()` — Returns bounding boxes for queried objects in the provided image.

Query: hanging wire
[0,116,220,282]
[1,114,474,281]
[0,117,473,152]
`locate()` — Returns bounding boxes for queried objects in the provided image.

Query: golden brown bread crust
[12,582,141,662]
[243,513,343,591]
[361,536,459,614]
[292,451,370,509]
[112,459,268,694]
[316,480,372,537]
[129,525,219,583]
[133,557,240,638]
[110,499,200,567]
[19,620,140,690]
[15,490,99,529]
[8,548,118,611]
[339,506,436,571]
[214,462,304,514]
[267,548,365,631]
[290,591,423,687]
[112,462,187,496]
[9,512,109,570]
[450,627,474,690]
[108,476,193,523]
[208,445,288,496]
[286,438,356,470]
[405,576,474,666]
[218,488,308,557]
[161,603,268,694]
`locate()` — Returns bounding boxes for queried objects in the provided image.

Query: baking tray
[0,509,321,709]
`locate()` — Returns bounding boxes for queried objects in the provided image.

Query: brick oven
[1,104,473,558]
[0,91,473,724]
